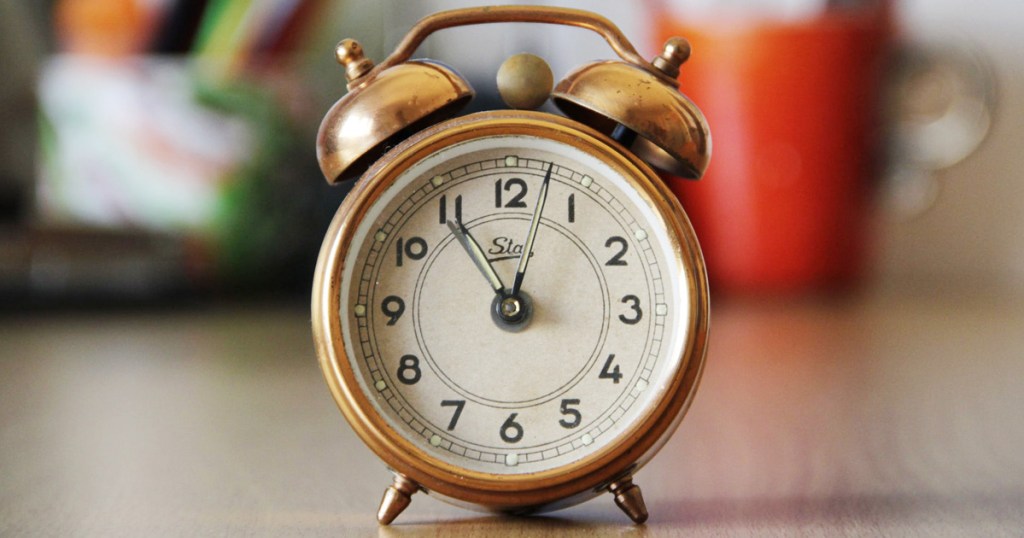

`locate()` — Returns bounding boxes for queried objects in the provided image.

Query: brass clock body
[311,6,711,525]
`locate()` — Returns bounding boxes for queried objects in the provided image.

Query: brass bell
[552,37,711,179]
[316,39,474,183]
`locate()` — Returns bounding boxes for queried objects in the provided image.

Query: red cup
[656,5,894,294]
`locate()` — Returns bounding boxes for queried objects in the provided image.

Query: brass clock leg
[377,473,419,525]
[607,476,648,524]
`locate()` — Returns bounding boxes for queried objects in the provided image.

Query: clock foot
[608,476,648,524]
[377,473,419,525]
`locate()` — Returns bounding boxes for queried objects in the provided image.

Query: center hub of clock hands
[490,290,533,331]
[447,161,554,332]
[419,213,608,406]
[445,219,534,331]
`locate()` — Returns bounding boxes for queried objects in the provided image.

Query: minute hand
[511,162,553,296]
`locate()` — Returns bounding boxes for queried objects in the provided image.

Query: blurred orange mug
[656,3,992,294]
[657,5,892,294]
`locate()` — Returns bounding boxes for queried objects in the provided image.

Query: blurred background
[0,0,1021,307]
[3,2,1024,534]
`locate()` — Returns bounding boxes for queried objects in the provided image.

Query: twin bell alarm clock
[311,5,711,525]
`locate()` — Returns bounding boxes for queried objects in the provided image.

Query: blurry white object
[37,56,254,233]
[882,43,996,217]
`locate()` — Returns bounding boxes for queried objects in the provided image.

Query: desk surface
[3,295,1023,536]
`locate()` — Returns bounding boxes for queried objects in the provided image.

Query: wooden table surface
[3,294,1023,536]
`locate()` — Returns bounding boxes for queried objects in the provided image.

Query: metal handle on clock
[362,6,707,178]
[356,5,671,85]
[321,5,709,184]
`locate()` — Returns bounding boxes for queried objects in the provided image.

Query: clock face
[333,119,698,477]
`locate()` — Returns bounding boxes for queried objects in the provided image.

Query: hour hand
[447,219,506,296]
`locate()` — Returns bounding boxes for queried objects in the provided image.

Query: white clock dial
[338,131,693,475]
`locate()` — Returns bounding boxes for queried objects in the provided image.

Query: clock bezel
[312,110,708,510]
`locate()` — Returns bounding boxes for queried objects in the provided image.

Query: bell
[317,39,474,183]
[552,38,711,179]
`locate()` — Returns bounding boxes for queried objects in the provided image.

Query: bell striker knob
[335,38,374,85]
[652,37,691,79]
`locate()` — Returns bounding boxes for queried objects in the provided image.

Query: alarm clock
[312,6,710,525]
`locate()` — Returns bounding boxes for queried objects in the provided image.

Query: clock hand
[447,219,506,296]
[511,161,553,296]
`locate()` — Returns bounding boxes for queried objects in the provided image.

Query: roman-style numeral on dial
[439,194,462,225]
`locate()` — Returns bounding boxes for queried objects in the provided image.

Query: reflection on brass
[553,37,711,178]
[316,57,473,184]
[652,37,691,80]
[608,476,648,524]
[334,39,373,85]
[377,473,419,525]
